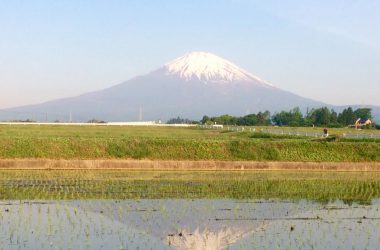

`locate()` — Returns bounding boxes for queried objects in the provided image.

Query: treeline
[167,117,199,124]
[272,107,373,127]
[201,111,271,126]
[198,107,378,128]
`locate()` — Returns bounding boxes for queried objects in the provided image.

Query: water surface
[1,199,380,249]
[1,170,380,249]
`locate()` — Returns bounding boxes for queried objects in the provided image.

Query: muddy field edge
[1,159,380,171]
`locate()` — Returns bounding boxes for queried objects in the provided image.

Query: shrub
[327,123,343,128]
[361,124,373,130]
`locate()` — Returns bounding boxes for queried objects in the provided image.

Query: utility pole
[139,106,143,121]
[69,111,72,123]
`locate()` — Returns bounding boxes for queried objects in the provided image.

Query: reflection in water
[166,226,265,250]
[78,199,298,249]
[1,199,380,249]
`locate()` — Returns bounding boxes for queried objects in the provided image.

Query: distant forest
[168,107,379,129]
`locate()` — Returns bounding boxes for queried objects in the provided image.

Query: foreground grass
[0,125,379,161]
[1,170,380,204]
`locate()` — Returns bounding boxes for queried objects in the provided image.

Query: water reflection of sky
[1,199,380,249]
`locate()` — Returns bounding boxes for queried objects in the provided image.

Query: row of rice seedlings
[3,193,380,248]
[1,200,159,249]
[2,170,380,203]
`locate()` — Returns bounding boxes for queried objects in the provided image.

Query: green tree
[272,107,304,126]
[213,114,237,125]
[337,107,356,126]
[306,107,331,126]
[328,109,340,127]
[354,108,372,120]
[257,111,271,125]
[237,114,257,126]
[201,115,211,124]
[330,109,338,123]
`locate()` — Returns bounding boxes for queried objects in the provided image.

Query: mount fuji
[1,52,379,122]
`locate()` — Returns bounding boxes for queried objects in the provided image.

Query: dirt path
[1,159,380,171]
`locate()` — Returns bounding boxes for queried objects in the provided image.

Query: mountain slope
[1,52,378,122]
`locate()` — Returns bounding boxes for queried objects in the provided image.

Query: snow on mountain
[164,52,272,87]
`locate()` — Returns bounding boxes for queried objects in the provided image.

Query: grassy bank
[0,125,379,162]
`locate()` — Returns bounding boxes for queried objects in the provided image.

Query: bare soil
[1,159,380,171]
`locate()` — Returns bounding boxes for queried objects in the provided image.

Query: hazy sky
[1,0,379,108]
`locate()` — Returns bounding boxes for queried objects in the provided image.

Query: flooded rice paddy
[1,170,380,249]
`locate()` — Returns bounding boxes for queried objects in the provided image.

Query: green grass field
[0,125,379,161]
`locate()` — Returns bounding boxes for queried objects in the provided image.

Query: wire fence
[262,129,380,139]
[342,133,380,139]
[199,125,380,139]
[260,129,325,137]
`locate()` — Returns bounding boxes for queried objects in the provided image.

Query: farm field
[2,170,380,249]
[0,124,380,162]
[2,125,380,248]
[1,124,380,139]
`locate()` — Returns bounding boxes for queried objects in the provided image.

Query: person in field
[323,128,329,137]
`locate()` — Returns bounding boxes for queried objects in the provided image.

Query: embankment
[1,138,380,162]
[1,159,380,171]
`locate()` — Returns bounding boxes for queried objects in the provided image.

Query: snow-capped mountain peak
[163,52,272,86]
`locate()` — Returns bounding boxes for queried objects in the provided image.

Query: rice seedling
[1,170,380,248]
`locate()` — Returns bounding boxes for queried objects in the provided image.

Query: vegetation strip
[1,125,380,162]
[1,159,380,171]
[1,170,380,203]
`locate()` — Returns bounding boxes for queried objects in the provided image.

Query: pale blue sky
[1,0,379,108]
